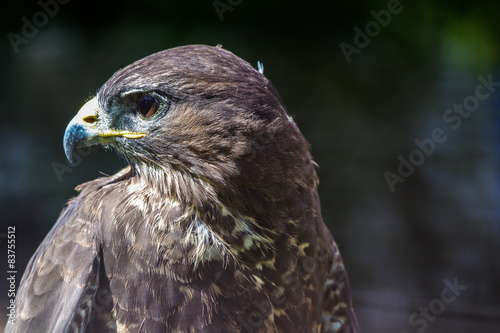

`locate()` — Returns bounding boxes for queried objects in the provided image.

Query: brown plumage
[8,45,359,333]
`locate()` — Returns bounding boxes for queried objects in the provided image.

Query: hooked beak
[63,97,145,164]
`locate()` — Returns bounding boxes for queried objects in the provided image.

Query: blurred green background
[1,0,500,332]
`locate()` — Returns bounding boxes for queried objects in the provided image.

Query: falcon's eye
[136,95,160,119]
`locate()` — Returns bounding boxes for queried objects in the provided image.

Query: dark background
[1,0,499,332]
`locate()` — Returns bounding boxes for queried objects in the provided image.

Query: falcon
[8,45,359,333]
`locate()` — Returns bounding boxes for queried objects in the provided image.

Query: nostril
[82,115,97,124]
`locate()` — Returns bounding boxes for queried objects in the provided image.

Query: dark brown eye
[137,95,160,118]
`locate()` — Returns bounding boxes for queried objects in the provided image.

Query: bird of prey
[8,45,359,333]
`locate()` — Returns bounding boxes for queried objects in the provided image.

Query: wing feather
[321,237,359,333]
[6,202,101,333]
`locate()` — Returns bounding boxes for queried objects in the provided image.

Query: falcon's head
[64,45,317,215]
